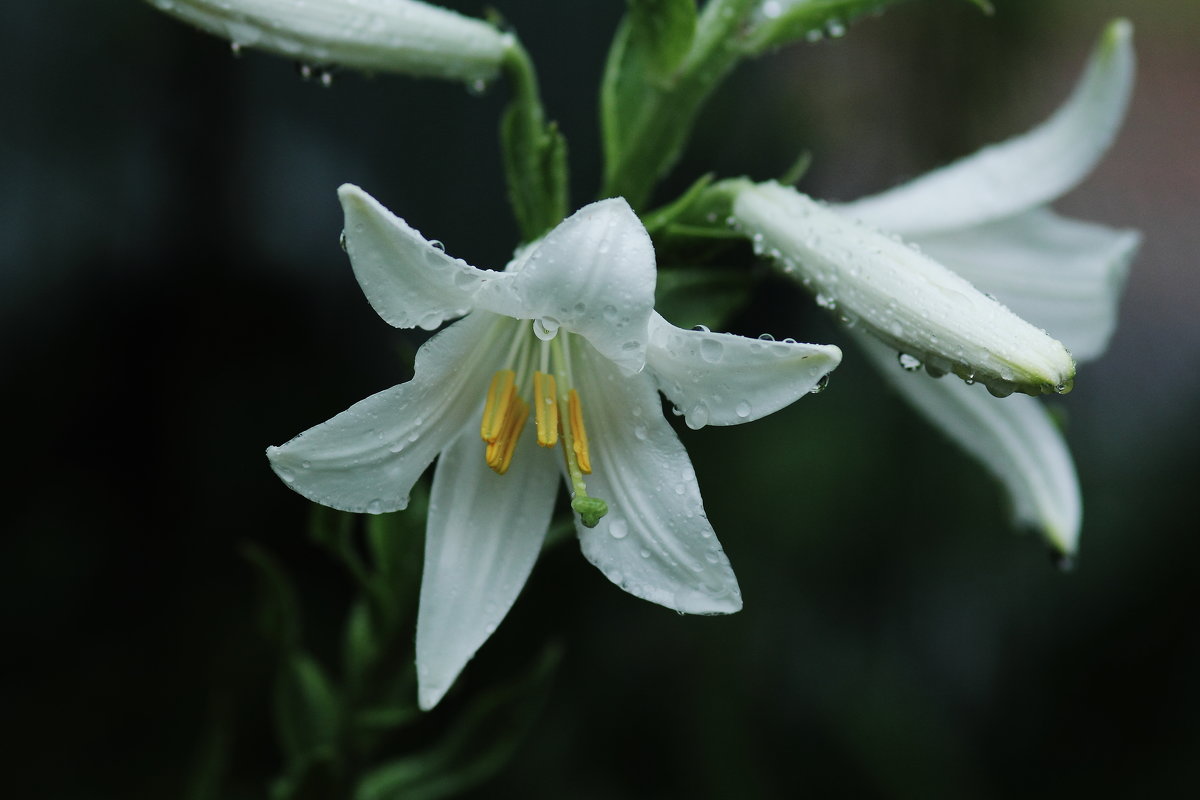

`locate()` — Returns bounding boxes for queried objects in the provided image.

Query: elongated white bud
[146,0,512,84]
[733,182,1076,397]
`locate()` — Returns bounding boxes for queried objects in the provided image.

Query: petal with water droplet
[915,208,1139,363]
[416,423,559,711]
[339,184,491,330]
[568,340,742,614]
[266,313,507,513]
[645,313,841,427]
[475,198,656,375]
[855,331,1080,554]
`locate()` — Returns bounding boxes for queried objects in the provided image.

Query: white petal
[734,182,1075,397]
[567,339,742,614]
[836,20,1134,236]
[150,0,512,84]
[266,313,510,513]
[645,313,842,429]
[855,332,1081,554]
[415,423,560,710]
[339,184,492,331]
[916,209,1140,362]
[475,198,657,375]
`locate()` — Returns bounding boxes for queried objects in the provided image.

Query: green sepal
[627,0,698,79]
[641,172,716,236]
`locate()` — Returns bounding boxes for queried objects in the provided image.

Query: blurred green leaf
[274,652,341,768]
[182,696,231,800]
[352,645,562,800]
[241,543,302,652]
[342,599,379,695]
[655,268,755,331]
[628,0,698,79]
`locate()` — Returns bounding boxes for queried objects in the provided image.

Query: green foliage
[500,43,569,242]
[602,0,758,209]
[655,267,755,332]
[627,0,698,79]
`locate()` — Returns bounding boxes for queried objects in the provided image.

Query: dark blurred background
[3,0,1197,796]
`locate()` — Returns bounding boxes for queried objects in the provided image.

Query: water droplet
[301,460,311,469]
[603,304,619,322]
[418,311,443,330]
[897,353,922,372]
[609,518,629,539]
[735,400,751,418]
[686,403,710,429]
[319,70,334,88]
[639,549,651,559]
[633,424,648,441]
[296,63,314,81]
[276,466,295,483]
[366,499,383,514]
[758,333,775,341]
[809,374,830,394]
[429,239,445,252]
[692,324,710,333]
[816,292,837,310]
[466,78,490,96]
[338,230,347,252]
[229,41,242,58]
[699,338,724,363]
[533,317,560,340]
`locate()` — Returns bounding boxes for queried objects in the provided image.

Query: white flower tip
[1103,18,1133,52]
[673,585,743,615]
[417,682,450,712]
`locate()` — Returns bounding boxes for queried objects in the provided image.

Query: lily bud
[145,0,513,84]
[733,181,1076,397]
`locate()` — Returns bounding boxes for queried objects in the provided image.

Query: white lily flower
[268,185,842,709]
[733,20,1138,553]
[144,0,513,84]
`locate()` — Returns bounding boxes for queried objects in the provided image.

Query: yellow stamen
[480,369,515,443]
[568,389,591,474]
[533,372,558,447]
[485,395,528,475]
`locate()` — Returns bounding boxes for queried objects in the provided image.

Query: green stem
[500,39,569,241]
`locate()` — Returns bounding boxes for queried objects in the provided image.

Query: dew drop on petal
[897,353,922,372]
[366,499,383,514]
[609,518,629,540]
[533,317,560,340]
[735,400,751,418]
[699,338,724,363]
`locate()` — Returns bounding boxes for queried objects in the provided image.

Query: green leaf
[274,652,341,768]
[655,268,755,331]
[627,0,698,79]
[342,599,379,694]
[602,0,758,209]
[241,543,302,652]
[352,645,562,800]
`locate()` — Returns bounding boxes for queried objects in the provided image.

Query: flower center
[479,321,608,528]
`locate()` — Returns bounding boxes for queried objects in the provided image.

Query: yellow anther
[568,389,591,474]
[480,369,516,443]
[485,395,528,475]
[533,372,559,448]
